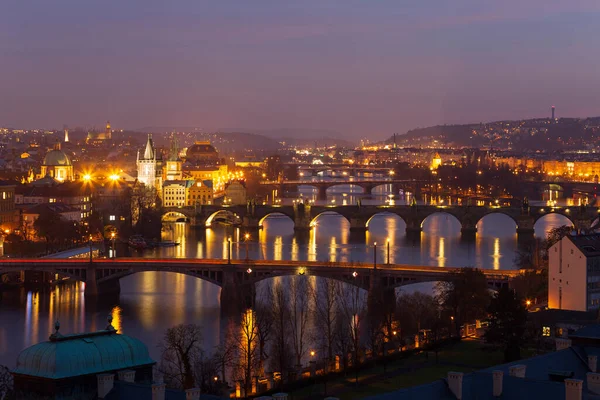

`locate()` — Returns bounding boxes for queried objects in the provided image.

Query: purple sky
[1,0,599,139]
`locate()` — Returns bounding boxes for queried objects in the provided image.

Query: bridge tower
[317,186,328,201]
[293,201,312,231]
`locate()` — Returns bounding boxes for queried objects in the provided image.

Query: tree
[33,208,63,251]
[287,276,311,369]
[254,290,274,376]
[234,308,259,396]
[396,291,439,337]
[271,281,292,383]
[159,324,203,389]
[511,269,548,303]
[0,365,13,400]
[545,225,573,249]
[312,278,339,368]
[484,287,528,362]
[436,268,490,338]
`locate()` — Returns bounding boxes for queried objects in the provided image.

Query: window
[542,326,550,337]
[109,215,116,221]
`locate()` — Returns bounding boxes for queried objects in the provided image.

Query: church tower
[105,121,112,140]
[63,125,69,143]
[137,134,158,189]
[165,136,183,181]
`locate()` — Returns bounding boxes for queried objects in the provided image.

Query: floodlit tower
[552,106,555,120]
[63,125,69,143]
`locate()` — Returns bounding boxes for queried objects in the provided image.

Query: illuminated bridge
[0,258,520,312]
[164,202,599,236]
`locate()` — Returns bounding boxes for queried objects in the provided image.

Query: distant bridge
[163,202,598,236]
[0,258,519,313]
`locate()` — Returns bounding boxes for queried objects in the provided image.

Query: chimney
[97,373,114,399]
[447,372,463,399]
[587,373,600,395]
[589,355,598,372]
[185,388,201,400]
[117,369,135,383]
[565,379,583,400]
[152,383,166,400]
[492,370,503,397]
[508,365,526,378]
[556,338,572,351]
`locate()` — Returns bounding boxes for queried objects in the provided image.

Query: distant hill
[386,117,600,150]
[221,128,355,148]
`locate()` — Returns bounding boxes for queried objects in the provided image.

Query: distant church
[86,121,113,145]
[136,134,163,193]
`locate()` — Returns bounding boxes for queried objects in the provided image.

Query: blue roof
[13,325,155,379]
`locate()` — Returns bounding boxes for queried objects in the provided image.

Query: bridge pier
[242,216,261,231]
[405,217,422,235]
[349,216,368,232]
[220,270,255,316]
[460,219,478,237]
[293,202,312,231]
[318,186,328,201]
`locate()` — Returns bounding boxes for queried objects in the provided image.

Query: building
[549,234,600,312]
[184,141,221,165]
[136,134,163,193]
[162,180,194,207]
[15,181,93,221]
[0,181,18,232]
[10,317,214,400]
[225,181,246,205]
[368,324,600,400]
[164,138,183,181]
[86,120,113,145]
[39,142,74,182]
[431,152,442,170]
[187,180,213,206]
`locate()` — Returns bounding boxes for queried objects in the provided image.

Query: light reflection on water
[0,209,574,368]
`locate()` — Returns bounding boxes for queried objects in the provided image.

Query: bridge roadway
[0,258,519,312]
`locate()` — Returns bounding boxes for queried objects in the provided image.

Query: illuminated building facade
[136,134,163,193]
[39,142,74,182]
[86,121,112,145]
[225,181,247,205]
[187,180,213,206]
[162,180,193,207]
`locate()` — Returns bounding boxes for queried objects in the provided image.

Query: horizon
[1,1,599,139]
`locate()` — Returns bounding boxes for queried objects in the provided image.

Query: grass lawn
[285,339,531,400]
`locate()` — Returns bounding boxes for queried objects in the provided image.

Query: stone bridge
[165,202,598,237]
[261,179,420,200]
[0,258,519,314]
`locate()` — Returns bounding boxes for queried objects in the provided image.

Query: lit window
[542,326,550,337]
[109,215,116,221]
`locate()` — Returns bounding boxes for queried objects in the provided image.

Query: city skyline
[1,1,600,138]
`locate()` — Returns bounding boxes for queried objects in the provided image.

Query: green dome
[43,149,72,167]
[13,328,155,379]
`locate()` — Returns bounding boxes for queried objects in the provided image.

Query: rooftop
[12,317,155,380]
[566,234,600,257]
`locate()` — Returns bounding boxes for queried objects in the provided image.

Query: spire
[64,125,69,143]
[143,134,154,160]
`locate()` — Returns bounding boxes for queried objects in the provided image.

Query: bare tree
[159,324,203,389]
[337,279,366,384]
[255,289,274,376]
[312,278,339,368]
[271,281,292,382]
[287,276,312,369]
[396,291,439,337]
[231,308,260,396]
[0,365,13,400]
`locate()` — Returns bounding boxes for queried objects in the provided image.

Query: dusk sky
[1,0,599,139]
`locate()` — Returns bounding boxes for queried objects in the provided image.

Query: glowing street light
[310,350,316,357]
[83,174,92,182]
[352,271,358,278]
[526,299,531,307]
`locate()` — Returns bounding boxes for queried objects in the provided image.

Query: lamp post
[88,234,93,264]
[373,242,377,270]
[244,233,250,261]
[386,238,390,264]
[227,237,232,264]
[110,232,116,259]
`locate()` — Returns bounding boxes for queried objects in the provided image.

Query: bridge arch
[97,269,223,288]
[326,183,366,195]
[475,211,519,233]
[162,211,189,222]
[534,212,574,236]
[258,212,295,228]
[252,270,370,291]
[310,211,351,228]
[204,210,241,228]
[420,211,462,230]
[365,211,406,230]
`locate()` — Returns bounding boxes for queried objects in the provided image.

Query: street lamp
[244,233,250,261]
[110,231,116,259]
[227,237,232,264]
[386,238,390,264]
[88,234,93,264]
[526,299,531,307]
[373,242,377,269]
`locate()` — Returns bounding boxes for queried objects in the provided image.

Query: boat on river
[128,235,148,250]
